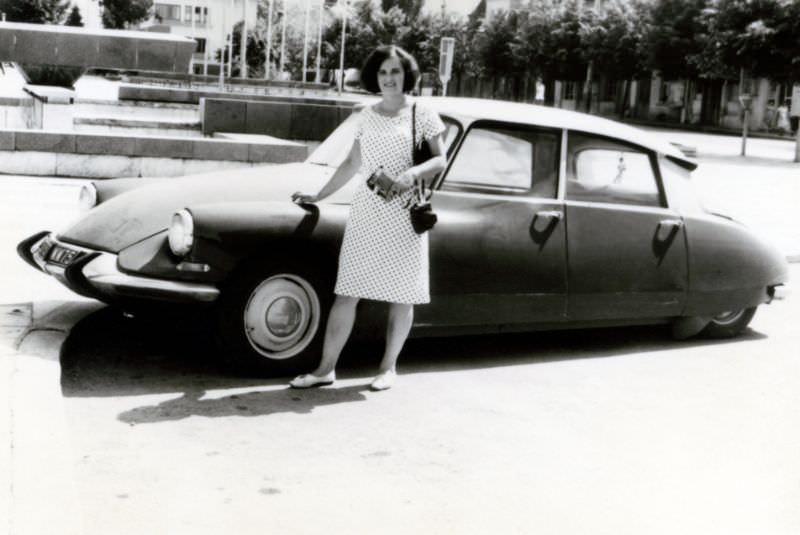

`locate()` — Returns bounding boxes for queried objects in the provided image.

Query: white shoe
[289,371,335,389]
[370,369,396,391]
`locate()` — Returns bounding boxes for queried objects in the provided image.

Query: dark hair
[360,45,420,94]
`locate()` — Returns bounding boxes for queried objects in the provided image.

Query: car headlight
[78,183,97,213]
[168,209,194,257]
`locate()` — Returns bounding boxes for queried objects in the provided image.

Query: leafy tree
[321,0,383,73]
[770,0,800,83]
[472,9,526,77]
[644,0,707,80]
[101,0,152,29]
[380,0,423,20]
[65,5,84,26]
[0,0,69,23]
[585,0,648,81]
[224,20,267,78]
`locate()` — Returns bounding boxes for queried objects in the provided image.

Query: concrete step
[73,99,199,122]
[73,117,202,137]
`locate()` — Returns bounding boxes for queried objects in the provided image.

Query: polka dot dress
[334,102,445,305]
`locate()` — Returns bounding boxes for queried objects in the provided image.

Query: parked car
[17,97,788,375]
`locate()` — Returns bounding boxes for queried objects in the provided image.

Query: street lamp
[264,0,273,80]
[302,0,310,82]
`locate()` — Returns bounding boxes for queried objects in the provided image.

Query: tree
[645,0,707,80]
[579,0,649,113]
[472,9,526,78]
[380,0,424,20]
[224,20,267,78]
[65,5,83,26]
[0,0,69,23]
[101,0,152,29]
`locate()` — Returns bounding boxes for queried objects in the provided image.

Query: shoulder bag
[408,103,438,234]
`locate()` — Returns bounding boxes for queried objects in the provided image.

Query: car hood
[58,163,342,253]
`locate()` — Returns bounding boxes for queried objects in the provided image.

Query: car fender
[186,200,350,278]
[683,212,788,316]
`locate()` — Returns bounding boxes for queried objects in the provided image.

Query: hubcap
[243,274,320,360]
[711,309,745,326]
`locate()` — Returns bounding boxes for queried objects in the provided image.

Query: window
[567,132,661,207]
[184,5,192,22]
[601,78,617,101]
[155,3,181,20]
[444,124,559,197]
[563,81,576,100]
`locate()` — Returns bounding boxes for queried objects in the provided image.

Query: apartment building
[149,0,258,72]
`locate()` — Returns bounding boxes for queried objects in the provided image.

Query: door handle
[535,210,564,222]
[655,219,683,245]
[530,210,563,245]
[658,219,683,231]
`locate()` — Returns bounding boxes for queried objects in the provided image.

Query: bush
[20,65,85,88]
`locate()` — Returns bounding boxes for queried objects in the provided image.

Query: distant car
[18,97,789,375]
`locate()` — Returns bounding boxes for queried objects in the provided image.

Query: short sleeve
[353,109,366,140]
[417,104,445,141]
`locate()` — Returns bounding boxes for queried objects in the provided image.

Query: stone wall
[0,129,307,178]
[200,98,356,140]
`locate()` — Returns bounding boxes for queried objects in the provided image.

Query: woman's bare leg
[377,303,414,374]
[313,295,359,376]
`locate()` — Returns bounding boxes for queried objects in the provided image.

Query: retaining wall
[0,129,307,178]
[200,97,356,140]
[119,84,361,106]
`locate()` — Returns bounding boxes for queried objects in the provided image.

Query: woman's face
[377,56,404,97]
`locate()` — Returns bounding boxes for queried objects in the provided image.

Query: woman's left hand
[389,170,416,199]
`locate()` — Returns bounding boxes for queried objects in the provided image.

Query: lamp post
[302,0,310,82]
[240,0,248,79]
[338,0,347,94]
[279,4,287,78]
[265,0,273,80]
[739,94,752,156]
[227,0,234,77]
[315,0,323,83]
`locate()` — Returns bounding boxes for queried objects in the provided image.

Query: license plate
[47,244,81,266]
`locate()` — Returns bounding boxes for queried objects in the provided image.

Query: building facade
[147,0,258,74]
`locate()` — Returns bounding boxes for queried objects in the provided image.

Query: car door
[564,131,688,321]
[416,120,568,330]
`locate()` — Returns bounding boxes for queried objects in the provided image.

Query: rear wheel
[215,260,332,376]
[702,307,757,339]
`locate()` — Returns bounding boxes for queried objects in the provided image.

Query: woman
[289,45,447,391]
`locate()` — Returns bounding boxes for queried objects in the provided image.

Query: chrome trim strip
[82,253,220,303]
[563,199,677,215]
[558,128,568,201]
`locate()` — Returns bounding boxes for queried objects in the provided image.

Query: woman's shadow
[59,305,765,425]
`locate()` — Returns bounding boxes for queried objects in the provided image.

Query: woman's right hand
[292,191,318,204]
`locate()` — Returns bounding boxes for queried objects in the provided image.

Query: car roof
[410,96,696,169]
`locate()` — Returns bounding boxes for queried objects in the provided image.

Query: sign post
[791,84,800,163]
[438,37,455,96]
[738,94,752,157]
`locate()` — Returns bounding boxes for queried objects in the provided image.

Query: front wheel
[215,260,332,376]
[702,307,757,339]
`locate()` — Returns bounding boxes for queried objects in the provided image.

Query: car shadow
[60,304,766,403]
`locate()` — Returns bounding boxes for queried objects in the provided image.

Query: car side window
[567,132,662,207]
[442,124,559,197]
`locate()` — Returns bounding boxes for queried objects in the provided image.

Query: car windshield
[306,112,360,168]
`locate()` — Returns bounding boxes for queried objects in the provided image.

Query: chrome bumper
[22,233,220,304]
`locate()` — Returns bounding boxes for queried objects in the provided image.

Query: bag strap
[410,103,432,204]
[411,102,417,153]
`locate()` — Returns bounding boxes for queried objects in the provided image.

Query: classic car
[17,97,789,375]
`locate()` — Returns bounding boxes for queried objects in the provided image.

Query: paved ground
[1,129,798,535]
